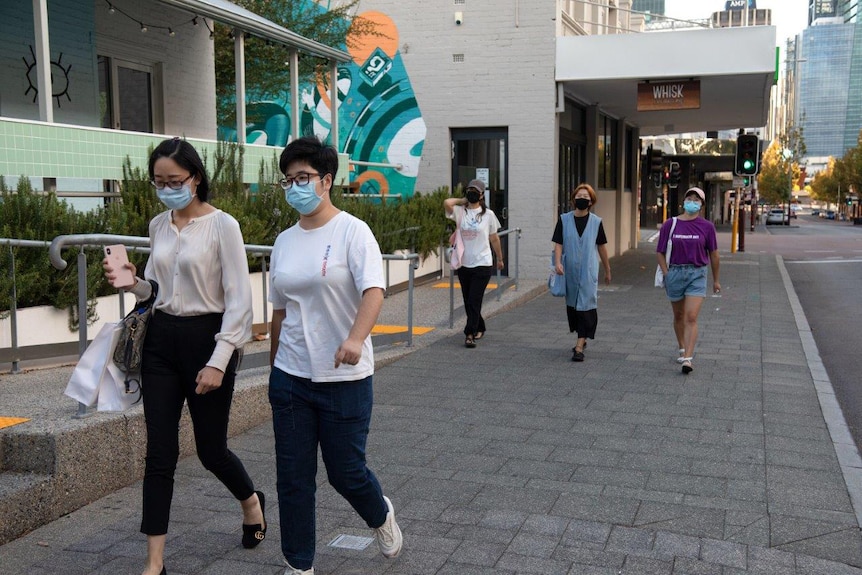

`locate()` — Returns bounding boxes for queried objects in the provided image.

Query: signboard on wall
[637,80,701,112]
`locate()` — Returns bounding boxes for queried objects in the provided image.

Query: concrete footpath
[3,228,862,574]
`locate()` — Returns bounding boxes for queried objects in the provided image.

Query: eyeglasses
[279,172,320,190]
[151,174,193,191]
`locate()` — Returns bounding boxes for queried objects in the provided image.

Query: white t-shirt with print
[269,211,385,382]
[448,205,501,268]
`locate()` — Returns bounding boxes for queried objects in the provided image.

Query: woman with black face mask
[551,183,611,362]
[443,179,504,348]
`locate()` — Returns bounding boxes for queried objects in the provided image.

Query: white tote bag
[64,323,121,407]
[654,217,678,288]
[97,359,141,412]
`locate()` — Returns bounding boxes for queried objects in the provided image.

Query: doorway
[451,128,509,273]
[98,56,156,133]
[559,137,586,214]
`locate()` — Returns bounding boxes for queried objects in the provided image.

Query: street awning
[155,0,352,62]
[556,26,777,136]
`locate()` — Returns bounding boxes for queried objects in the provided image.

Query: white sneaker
[284,560,314,575]
[374,495,403,558]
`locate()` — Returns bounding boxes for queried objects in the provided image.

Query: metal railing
[448,228,522,329]
[2,234,420,415]
[1,239,53,373]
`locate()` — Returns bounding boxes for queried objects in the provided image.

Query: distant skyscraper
[632,0,665,22]
[794,20,859,157]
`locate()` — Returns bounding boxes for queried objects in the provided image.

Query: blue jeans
[665,264,708,301]
[268,367,387,570]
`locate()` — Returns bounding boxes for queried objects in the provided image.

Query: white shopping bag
[64,323,120,407]
[97,354,142,412]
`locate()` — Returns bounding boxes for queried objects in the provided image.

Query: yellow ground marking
[0,417,30,430]
[372,325,435,335]
[432,282,499,289]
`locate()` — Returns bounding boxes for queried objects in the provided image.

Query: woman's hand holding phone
[103,244,137,289]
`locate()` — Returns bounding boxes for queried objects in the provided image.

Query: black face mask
[466,190,481,204]
[574,198,590,210]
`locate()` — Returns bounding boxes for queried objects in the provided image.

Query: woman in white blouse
[103,138,264,575]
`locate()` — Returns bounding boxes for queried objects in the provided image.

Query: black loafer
[572,350,585,362]
[242,491,267,549]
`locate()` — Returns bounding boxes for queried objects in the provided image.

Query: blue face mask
[157,184,195,210]
[285,179,323,215]
[683,201,702,214]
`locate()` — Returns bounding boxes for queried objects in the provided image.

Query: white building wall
[94,0,217,139]
[355,0,559,278]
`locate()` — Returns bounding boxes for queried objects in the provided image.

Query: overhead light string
[102,0,204,38]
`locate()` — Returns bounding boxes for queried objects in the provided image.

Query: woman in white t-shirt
[267,136,402,575]
[444,179,505,348]
[103,138,263,575]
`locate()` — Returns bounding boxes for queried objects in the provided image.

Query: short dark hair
[279,136,338,181]
[148,138,210,201]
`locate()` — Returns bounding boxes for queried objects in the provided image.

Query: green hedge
[0,142,454,329]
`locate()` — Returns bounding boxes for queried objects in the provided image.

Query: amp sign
[726,0,756,9]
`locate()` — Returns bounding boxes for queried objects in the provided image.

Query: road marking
[0,417,29,430]
[372,325,434,335]
[784,259,862,264]
[433,282,498,289]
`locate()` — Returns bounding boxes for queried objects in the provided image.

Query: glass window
[598,114,617,189]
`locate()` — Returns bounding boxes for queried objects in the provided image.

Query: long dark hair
[148,138,211,201]
[465,185,488,219]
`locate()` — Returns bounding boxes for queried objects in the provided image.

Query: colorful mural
[221,10,426,199]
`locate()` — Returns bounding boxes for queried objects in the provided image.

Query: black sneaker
[572,350,585,362]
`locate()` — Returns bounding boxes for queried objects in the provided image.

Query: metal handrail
[448,228,522,329]
[1,239,53,373]
[3,234,418,417]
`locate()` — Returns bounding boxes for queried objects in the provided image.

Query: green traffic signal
[743,159,754,171]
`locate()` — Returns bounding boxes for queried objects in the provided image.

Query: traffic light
[742,176,751,187]
[668,161,681,189]
[735,134,760,176]
[650,149,663,175]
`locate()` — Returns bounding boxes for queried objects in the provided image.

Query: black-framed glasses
[151,174,193,191]
[279,172,320,190]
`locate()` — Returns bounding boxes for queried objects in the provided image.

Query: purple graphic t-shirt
[656,217,717,268]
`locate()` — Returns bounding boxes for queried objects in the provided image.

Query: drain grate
[327,534,374,550]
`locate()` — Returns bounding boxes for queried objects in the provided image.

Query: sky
[664,0,809,45]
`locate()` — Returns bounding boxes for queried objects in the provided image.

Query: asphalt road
[766,215,862,452]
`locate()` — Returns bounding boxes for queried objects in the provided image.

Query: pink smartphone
[104,244,135,289]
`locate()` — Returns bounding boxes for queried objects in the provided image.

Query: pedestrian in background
[103,138,264,575]
[551,183,611,362]
[655,186,721,374]
[268,136,402,575]
[443,179,505,348]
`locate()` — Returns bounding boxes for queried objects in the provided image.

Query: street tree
[757,124,806,216]
[213,0,382,131]
[810,157,838,205]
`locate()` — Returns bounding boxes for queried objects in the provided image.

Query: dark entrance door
[451,128,509,273]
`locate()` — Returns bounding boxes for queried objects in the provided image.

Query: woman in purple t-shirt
[655,187,721,374]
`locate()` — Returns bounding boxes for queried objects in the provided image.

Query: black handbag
[113,280,158,392]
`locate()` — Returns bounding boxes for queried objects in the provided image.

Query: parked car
[766,208,788,225]
[812,209,821,216]
[826,210,836,220]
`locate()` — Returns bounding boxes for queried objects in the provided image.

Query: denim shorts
[665,265,708,301]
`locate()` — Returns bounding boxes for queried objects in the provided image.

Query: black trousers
[139,311,253,535]
[456,265,493,337]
